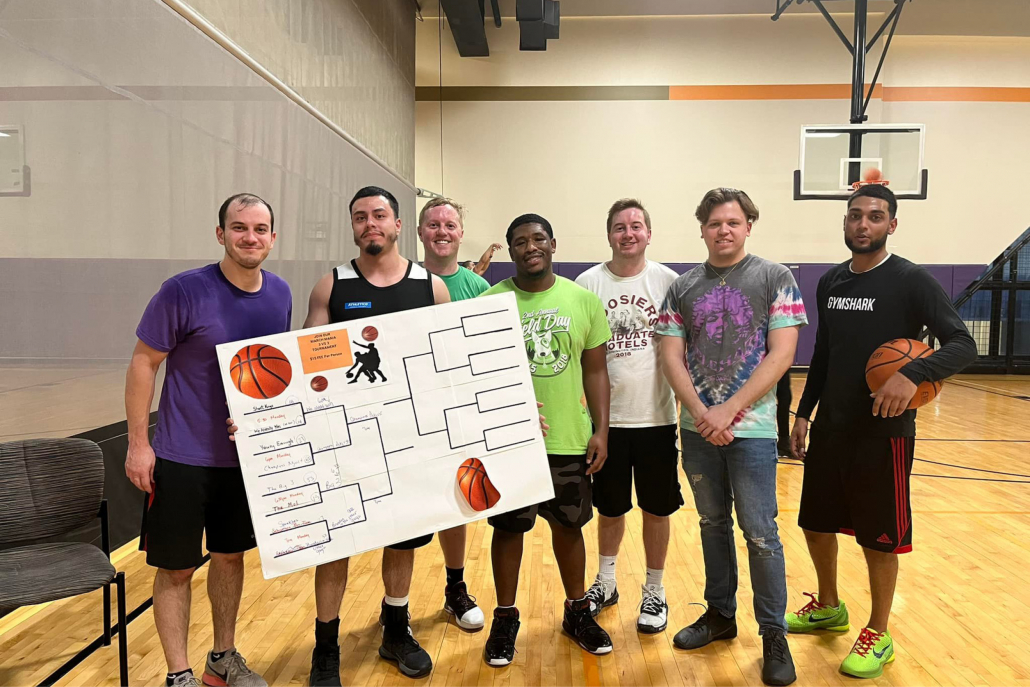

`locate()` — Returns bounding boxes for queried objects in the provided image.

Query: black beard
[365,243,384,256]
[845,234,888,254]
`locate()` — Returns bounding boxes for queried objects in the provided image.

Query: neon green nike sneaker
[840,627,895,679]
[785,592,850,633]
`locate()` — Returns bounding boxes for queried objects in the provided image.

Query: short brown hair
[418,197,466,228]
[694,188,759,225]
[606,198,651,233]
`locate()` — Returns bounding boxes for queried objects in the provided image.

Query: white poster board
[216,292,552,579]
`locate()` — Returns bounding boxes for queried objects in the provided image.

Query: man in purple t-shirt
[125,194,292,687]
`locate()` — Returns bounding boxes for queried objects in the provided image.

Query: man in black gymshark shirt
[303,186,451,684]
[786,184,976,679]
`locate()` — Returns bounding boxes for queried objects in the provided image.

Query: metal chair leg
[103,582,112,646]
[116,571,129,686]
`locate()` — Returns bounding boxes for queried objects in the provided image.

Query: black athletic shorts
[386,533,434,550]
[488,454,592,533]
[592,425,683,518]
[140,457,256,570]
[798,429,915,554]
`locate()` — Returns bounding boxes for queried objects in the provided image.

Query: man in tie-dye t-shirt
[655,188,806,687]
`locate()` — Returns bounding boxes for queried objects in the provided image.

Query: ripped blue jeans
[681,430,787,634]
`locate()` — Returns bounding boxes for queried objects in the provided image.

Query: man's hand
[537,402,549,437]
[227,416,239,441]
[125,442,156,493]
[695,403,742,439]
[790,417,809,460]
[488,242,503,254]
[585,431,608,475]
[871,372,918,418]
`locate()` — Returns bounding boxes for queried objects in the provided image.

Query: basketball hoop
[851,179,890,190]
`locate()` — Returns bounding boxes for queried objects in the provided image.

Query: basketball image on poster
[230,344,292,400]
[456,458,501,512]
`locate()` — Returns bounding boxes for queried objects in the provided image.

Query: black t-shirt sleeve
[898,268,978,385]
[796,272,830,420]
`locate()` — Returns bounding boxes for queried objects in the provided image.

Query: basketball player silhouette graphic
[346,341,387,384]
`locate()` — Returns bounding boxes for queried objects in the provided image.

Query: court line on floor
[949,379,1030,400]
[777,459,1030,484]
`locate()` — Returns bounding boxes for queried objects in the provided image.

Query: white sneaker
[637,584,668,634]
[585,575,619,618]
[444,581,486,631]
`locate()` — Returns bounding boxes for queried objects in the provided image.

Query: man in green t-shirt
[415,196,489,632]
[479,213,614,666]
[418,197,490,301]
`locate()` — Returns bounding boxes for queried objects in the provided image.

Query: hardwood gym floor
[1,373,1029,686]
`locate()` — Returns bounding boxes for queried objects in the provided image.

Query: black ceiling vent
[441,0,490,57]
[519,0,559,51]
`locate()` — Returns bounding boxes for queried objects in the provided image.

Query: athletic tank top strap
[328,259,435,323]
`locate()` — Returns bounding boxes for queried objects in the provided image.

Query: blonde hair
[695,188,759,225]
[418,197,466,228]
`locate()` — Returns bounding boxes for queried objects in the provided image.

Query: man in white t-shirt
[575,198,681,633]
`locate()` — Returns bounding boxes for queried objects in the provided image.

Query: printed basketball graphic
[310,376,328,392]
[456,458,500,512]
[230,344,293,400]
[362,326,378,342]
[865,338,942,409]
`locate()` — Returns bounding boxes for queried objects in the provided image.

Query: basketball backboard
[795,123,927,201]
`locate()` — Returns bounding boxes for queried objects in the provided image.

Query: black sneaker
[562,598,613,655]
[484,607,521,667]
[777,438,793,458]
[762,630,796,686]
[444,581,485,631]
[673,607,737,650]
[378,601,433,678]
[309,644,341,687]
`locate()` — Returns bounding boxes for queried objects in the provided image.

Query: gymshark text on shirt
[827,296,876,311]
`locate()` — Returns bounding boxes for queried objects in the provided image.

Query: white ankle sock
[384,594,409,607]
[598,555,617,582]
[645,568,664,589]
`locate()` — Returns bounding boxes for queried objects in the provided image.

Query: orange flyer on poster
[298,330,354,374]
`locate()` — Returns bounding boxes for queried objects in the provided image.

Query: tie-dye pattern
[656,256,807,438]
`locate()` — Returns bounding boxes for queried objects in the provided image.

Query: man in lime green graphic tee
[414,196,490,631]
[479,213,614,666]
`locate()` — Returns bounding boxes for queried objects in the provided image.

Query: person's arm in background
[582,345,610,475]
[124,340,168,493]
[870,267,979,418]
[473,243,503,277]
[793,276,829,458]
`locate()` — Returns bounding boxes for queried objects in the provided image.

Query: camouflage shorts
[488,453,592,533]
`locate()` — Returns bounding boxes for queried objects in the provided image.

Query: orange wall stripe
[882,86,1030,102]
[668,84,883,100]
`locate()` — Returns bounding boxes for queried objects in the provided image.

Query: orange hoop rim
[851,179,891,190]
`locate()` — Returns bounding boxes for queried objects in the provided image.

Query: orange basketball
[230,344,293,400]
[865,338,942,409]
[863,167,883,182]
[456,458,500,512]
[362,326,378,342]
[311,375,328,392]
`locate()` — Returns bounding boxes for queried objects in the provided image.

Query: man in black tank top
[303,187,451,685]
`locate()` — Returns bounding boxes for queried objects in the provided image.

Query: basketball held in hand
[456,458,500,512]
[230,344,293,400]
[866,338,943,409]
